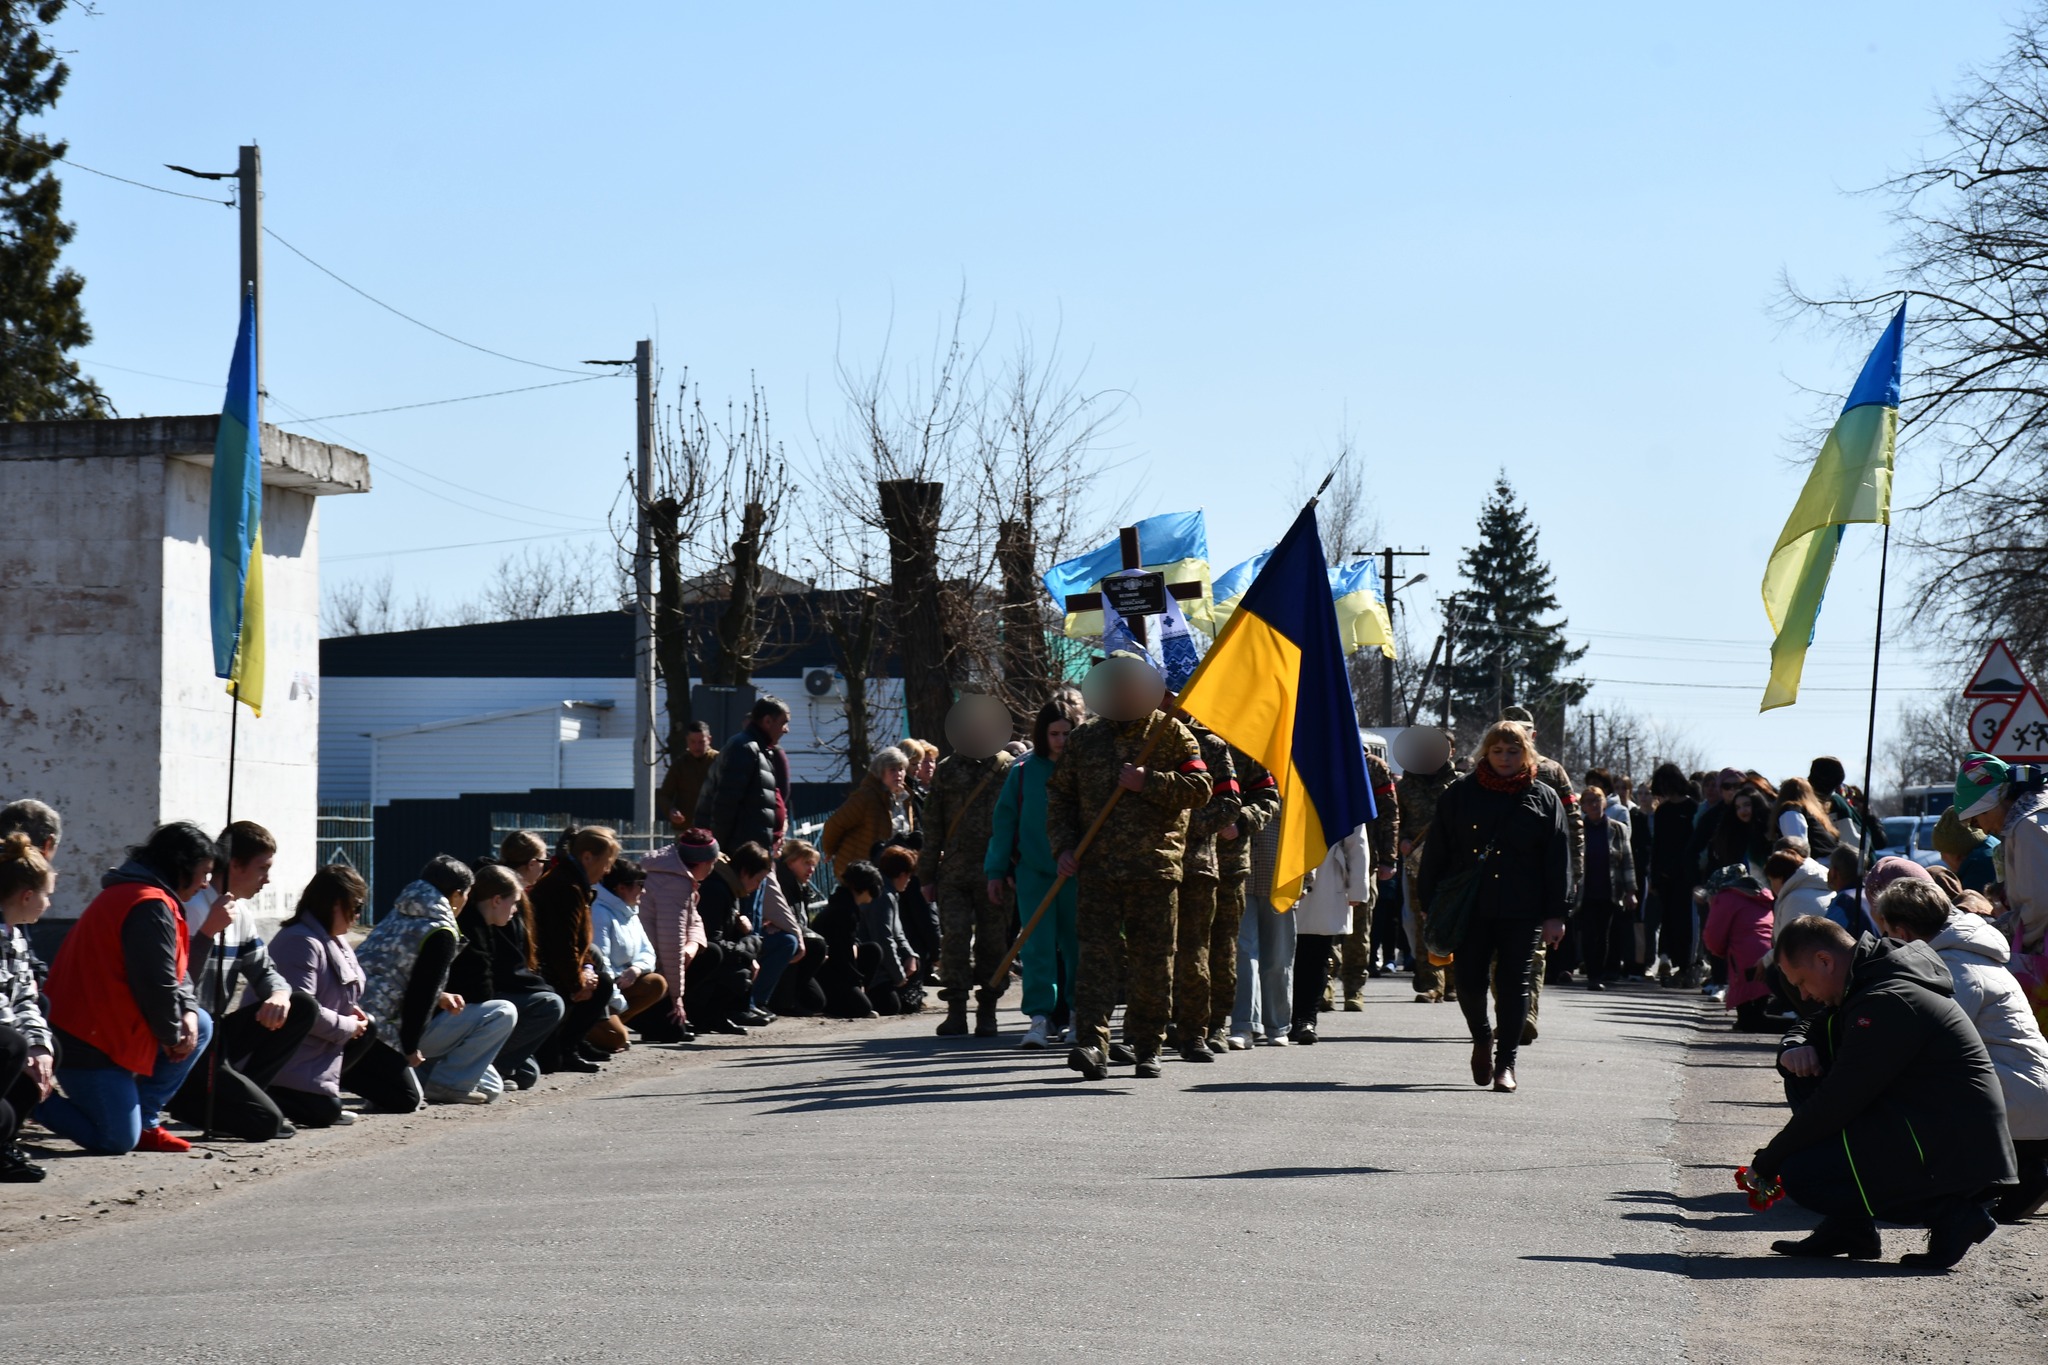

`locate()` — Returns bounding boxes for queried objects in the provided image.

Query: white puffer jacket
[1771,860,1835,936]
[1928,910,2048,1141]
[1293,825,1374,936]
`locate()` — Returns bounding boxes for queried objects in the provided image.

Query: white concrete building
[0,416,369,922]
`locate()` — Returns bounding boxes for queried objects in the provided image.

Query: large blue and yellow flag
[1042,510,1212,639]
[1760,302,1904,712]
[1177,505,1376,910]
[209,292,265,715]
[1211,551,1395,660]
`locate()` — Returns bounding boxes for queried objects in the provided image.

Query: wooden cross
[1062,524,1205,647]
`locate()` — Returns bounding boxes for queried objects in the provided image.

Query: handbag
[2008,921,2048,1038]
[1422,806,1512,958]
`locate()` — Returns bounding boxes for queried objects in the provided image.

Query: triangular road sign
[1965,639,2031,698]
[1986,684,2048,762]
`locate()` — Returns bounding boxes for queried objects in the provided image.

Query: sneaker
[332,1110,359,1126]
[1262,1033,1291,1047]
[1226,1033,1252,1051]
[422,1083,490,1106]
[273,1120,298,1139]
[1288,1022,1317,1045]
[1204,1028,1228,1054]
[134,1126,190,1154]
[1020,1016,1050,1050]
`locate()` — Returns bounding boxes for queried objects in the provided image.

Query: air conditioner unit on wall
[804,668,844,701]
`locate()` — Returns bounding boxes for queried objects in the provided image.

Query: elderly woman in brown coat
[822,747,910,877]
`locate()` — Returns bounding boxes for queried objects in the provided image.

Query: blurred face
[327,890,365,937]
[889,870,912,893]
[2,875,52,925]
[577,846,618,885]
[739,868,768,894]
[686,860,715,884]
[1732,792,1758,824]
[1779,946,1850,1006]
[1971,802,2010,837]
[615,879,645,908]
[229,851,274,901]
[915,753,936,784]
[686,731,711,757]
[1485,736,1527,778]
[478,893,519,927]
[786,855,819,883]
[760,712,791,744]
[1046,719,1073,760]
[881,765,907,793]
[513,853,546,888]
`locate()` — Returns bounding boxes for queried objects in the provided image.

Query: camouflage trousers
[938,884,1014,1005]
[1208,875,1249,1032]
[1075,876,1178,1061]
[1172,874,1219,1043]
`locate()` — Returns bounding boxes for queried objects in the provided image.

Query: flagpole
[1857,523,1891,863]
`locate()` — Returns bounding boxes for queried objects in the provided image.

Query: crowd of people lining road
[2,685,2044,1271]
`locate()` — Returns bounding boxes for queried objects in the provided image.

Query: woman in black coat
[1647,763,1701,982]
[1416,721,1571,1093]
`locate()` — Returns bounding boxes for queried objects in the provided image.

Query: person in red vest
[38,822,220,1154]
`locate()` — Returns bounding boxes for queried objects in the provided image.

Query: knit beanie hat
[675,827,719,865]
[1864,854,1933,904]
[1955,752,2011,823]
[1501,705,1535,724]
[1930,805,1989,858]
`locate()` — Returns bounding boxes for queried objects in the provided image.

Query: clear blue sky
[41,2,2029,787]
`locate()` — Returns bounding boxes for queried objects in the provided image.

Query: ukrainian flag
[1178,505,1376,910]
[1329,559,1395,660]
[1043,510,1212,639]
[210,292,265,715]
[1211,551,1395,661]
[1760,302,1904,712]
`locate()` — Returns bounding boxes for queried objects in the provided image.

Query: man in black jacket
[695,698,793,854]
[1758,917,2016,1268]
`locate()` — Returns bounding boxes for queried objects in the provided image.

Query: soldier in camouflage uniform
[1210,749,1279,1049]
[923,747,1016,1038]
[1047,707,1211,1079]
[1396,740,1461,1002]
[1338,751,1401,1008]
[1498,708,1583,1045]
[1170,725,1239,1063]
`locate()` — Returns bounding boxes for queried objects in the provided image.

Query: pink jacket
[1702,885,1776,1009]
[639,846,707,1018]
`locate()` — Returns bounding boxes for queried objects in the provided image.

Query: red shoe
[134,1125,190,1154]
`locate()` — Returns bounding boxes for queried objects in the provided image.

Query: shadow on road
[1163,1164,1395,1180]
[1522,1252,1908,1279]
[1184,1079,1471,1095]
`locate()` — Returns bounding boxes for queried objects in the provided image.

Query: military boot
[1108,1041,1137,1065]
[935,1000,970,1036]
[1178,1042,1215,1064]
[974,998,1000,1038]
[1204,1027,1229,1054]
[1343,989,1366,1011]
[1134,1054,1163,1079]
[1066,1045,1109,1081]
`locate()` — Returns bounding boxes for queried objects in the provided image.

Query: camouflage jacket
[1218,747,1280,881]
[1396,762,1459,853]
[1047,712,1211,883]
[1365,751,1400,869]
[921,750,1015,892]
[1535,755,1586,902]
[1180,727,1241,881]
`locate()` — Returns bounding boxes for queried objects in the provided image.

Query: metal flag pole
[1857,523,1892,863]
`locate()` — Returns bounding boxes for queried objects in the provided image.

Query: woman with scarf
[1416,721,1570,1093]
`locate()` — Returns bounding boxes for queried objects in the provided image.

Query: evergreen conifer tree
[0,1,106,420]
[1447,473,1586,751]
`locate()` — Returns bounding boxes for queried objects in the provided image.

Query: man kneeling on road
[1755,916,2015,1269]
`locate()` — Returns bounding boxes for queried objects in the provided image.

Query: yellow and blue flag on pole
[1042,510,1212,639]
[1177,504,1376,910]
[210,292,265,715]
[1211,551,1395,660]
[1760,302,1904,712]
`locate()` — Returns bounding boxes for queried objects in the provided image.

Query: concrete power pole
[633,339,656,834]
[239,146,262,424]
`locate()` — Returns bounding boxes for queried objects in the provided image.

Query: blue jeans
[415,1000,516,1096]
[38,1011,215,1154]
[1232,896,1295,1038]
[753,932,800,1010]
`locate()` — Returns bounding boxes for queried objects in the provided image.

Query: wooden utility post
[1374,547,1428,726]
[1061,524,1205,646]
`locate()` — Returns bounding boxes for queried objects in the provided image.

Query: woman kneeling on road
[1416,721,1569,1094]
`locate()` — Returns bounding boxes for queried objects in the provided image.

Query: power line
[1585,675,1939,694]
[262,227,593,376]
[0,132,235,205]
[272,373,616,425]
[326,527,607,563]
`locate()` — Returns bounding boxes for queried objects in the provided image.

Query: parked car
[1874,815,1943,869]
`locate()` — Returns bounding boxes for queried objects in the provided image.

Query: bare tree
[321,569,446,637]
[472,542,618,621]
[629,369,719,770]
[1786,16,2048,676]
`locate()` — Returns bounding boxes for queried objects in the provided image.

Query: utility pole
[239,146,262,425]
[1439,595,1460,731]
[633,340,656,835]
[1367,546,1429,728]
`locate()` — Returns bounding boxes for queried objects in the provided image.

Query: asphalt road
[4,978,1724,1364]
